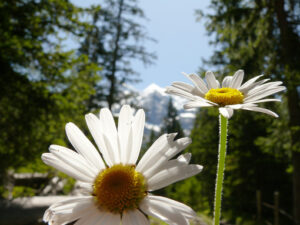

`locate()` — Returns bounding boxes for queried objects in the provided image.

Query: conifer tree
[0,0,100,183]
[80,0,155,110]
[161,98,185,139]
[196,0,300,222]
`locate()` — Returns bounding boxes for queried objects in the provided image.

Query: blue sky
[72,0,213,90]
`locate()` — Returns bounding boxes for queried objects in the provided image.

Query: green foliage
[0,0,155,201]
[255,97,292,158]
[168,107,292,223]
[59,173,76,195]
[142,129,159,154]
[161,98,185,139]
[11,186,36,198]
[0,0,101,196]
[194,0,300,223]
[166,108,219,214]
[224,110,291,222]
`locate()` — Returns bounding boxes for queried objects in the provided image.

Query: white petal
[44,197,94,225]
[85,113,114,166]
[144,153,192,179]
[118,105,133,163]
[251,78,271,87]
[172,81,194,92]
[205,71,219,89]
[244,86,286,102]
[102,133,121,164]
[128,109,145,164]
[74,218,86,225]
[65,123,105,170]
[247,81,283,96]
[122,210,150,225]
[73,208,101,225]
[216,80,220,88]
[99,108,120,163]
[41,153,94,183]
[147,164,203,191]
[49,145,98,176]
[227,103,257,109]
[177,153,192,164]
[242,78,272,95]
[242,106,279,117]
[165,86,197,101]
[76,181,93,193]
[45,196,92,213]
[222,76,232,87]
[99,212,121,225]
[245,98,281,104]
[229,70,244,89]
[140,196,189,225]
[183,72,209,94]
[136,133,177,173]
[146,195,197,219]
[172,81,203,97]
[45,213,77,225]
[219,107,234,119]
[123,127,133,164]
[75,208,107,225]
[184,100,214,109]
[241,79,272,96]
[47,198,92,214]
[140,137,192,179]
[238,75,264,92]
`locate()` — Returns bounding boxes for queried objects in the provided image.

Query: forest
[0,0,299,225]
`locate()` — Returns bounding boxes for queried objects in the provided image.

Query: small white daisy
[42,105,202,225]
[166,70,286,119]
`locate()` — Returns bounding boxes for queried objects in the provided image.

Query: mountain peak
[142,83,166,96]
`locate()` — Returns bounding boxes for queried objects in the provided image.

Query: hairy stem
[213,114,228,225]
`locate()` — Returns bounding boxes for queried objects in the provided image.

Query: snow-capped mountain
[111,83,196,139]
[136,83,196,136]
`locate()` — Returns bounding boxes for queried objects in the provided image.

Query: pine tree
[170,107,292,223]
[0,0,100,185]
[196,0,300,222]
[161,98,185,139]
[165,108,219,213]
[80,0,155,110]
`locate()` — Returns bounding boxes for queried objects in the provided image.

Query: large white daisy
[42,105,202,225]
[166,70,286,119]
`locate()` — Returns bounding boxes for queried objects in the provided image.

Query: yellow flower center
[205,87,244,106]
[93,164,147,214]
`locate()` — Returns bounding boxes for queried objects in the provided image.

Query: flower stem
[213,114,228,225]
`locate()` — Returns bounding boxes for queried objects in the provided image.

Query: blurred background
[0,0,299,224]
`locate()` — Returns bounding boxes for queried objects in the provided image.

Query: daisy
[42,105,202,225]
[165,70,286,118]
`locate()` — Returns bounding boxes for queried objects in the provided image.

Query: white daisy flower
[42,105,202,225]
[166,70,286,119]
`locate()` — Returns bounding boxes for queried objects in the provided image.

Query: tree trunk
[293,151,300,225]
[107,0,124,110]
[287,88,300,225]
[274,0,300,224]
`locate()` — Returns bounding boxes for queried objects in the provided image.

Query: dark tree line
[178,0,300,224]
[0,0,100,180]
[0,0,154,198]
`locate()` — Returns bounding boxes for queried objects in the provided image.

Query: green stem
[213,114,228,225]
